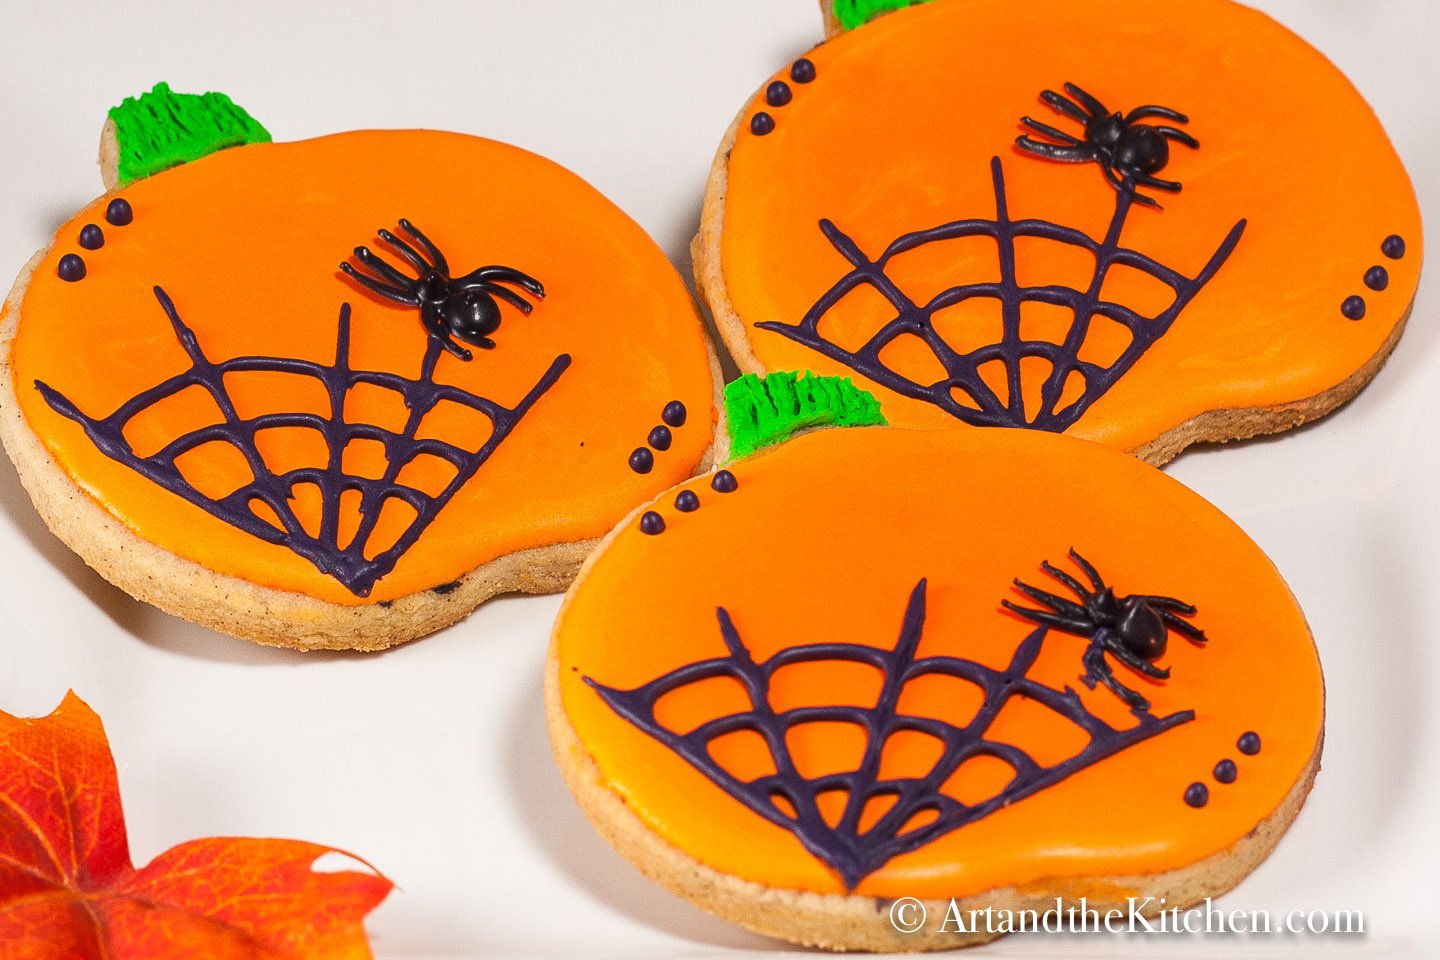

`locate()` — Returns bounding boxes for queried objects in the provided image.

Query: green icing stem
[108,82,270,186]
[725,371,886,458]
[833,0,934,30]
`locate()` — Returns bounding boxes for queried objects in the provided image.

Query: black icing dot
[648,425,672,451]
[1213,759,1237,784]
[1237,731,1261,755]
[57,254,86,282]
[78,224,104,250]
[639,511,665,535]
[1341,295,1366,320]
[1382,234,1406,259]
[675,490,700,512]
[766,81,793,107]
[751,112,775,136]
[662,400,687,427]
[1184,782,1209,808]
[628,447,654,474]
[1364,265,1389,291]
[105,198,133,226]
[791,58,816,83]
[711,469,738,493]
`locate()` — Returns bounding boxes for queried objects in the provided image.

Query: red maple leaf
[0,692,392,959]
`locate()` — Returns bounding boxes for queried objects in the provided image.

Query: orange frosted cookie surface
[8,129,716,607]
[701,0,1420,455]
[554,427,1322,900]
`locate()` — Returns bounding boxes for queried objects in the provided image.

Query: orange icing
[719,0,1422,449]
[10,130,715,604]
[555,427,1323,898]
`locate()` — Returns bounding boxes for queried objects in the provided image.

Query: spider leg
[1125,105,1189,125]
[1019,116,1083,145]
[1106,640,1171,680]
[1160,612,1208,644]
[376,228,432,274]
[422,310,472,361]
[1131,595,1197,615]
[1117,172,1162,208]
[1066,550,1106,593]
[397,218,450,277]
[1078,645,1101,690]
[1084,643,1152,713]
[1132,172,1183,193]
[1039,89,1090,124]
[1153,126,1200,149]
[339,262,419,305]
[1011,580,1088,618]
[1015,137,1096,163]
[999,601,1094,635]
[353,246,415,288]
[1099,162,1131,192]
[1062,82,1108,119]
[436,336,473,360]
[476,282,536,315]
[1039,561,1089,601]
[461,266,545,299]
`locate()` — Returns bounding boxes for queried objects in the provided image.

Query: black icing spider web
[36,286,571,596]
[587,578,1192,889]
[757,158,1246,431]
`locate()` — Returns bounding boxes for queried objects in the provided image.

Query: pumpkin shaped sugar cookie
[0,84,720,650]
[695,0,1421,463]
[548,427,1323,951]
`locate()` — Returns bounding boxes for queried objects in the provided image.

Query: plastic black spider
[1001,549,1207,714]
[340,218,544,360]
[1016,82,1200,207]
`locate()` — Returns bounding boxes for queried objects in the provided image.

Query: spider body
[1001,549,1207,713]
[340,218,543,360]
[1016,82,1200,207]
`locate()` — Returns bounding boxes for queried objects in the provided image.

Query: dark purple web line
[756,157,1246,432]
[993,159,1024,421]
[1033,183,1134,421]
[586,578,1192,889]
[35,285,570,596]
[344,334,445,563]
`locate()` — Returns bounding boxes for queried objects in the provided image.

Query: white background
[0,2,1436,957]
